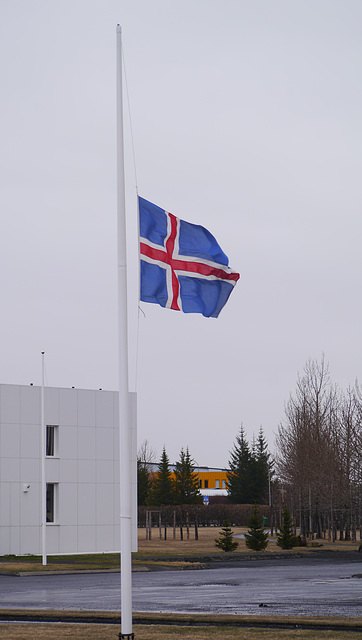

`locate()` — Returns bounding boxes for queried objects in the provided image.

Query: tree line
[138,445,203,506]
[138,355,362,543]
[275,356,362,540]
[137,426,272,507]
[227,425,271,505]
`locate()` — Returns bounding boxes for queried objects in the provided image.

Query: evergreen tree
[277,505,295,549]
[227,425,253,503]
[215,520,239,552]
[137,458,151,506]
[150,447,175,505]
[248,435,259,503]
[174,447,202,505]
[244,503,269,551]
[255,427,271,504]
[227,425,272,505]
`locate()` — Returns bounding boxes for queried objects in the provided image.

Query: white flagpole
[116,25,134,638]
[41,350,47,566]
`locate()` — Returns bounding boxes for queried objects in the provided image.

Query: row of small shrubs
[215,505,300,552]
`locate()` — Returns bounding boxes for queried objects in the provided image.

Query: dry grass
[0,621,360,639]
[1,611,361,639]
[136,525,360,556]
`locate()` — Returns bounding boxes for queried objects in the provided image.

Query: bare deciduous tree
[275,356,361,540]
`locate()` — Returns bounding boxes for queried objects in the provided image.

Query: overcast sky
[1,1,361,468]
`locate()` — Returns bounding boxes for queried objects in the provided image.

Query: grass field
[0,621,361,639]
[136,526,361,556]
[0,526,360,573]
[0,610,362,640]
[0,613,361,640]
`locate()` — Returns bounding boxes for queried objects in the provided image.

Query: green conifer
[244,503,269,551]
[150,447,175,505]
[227,425,252,503]
[174,447,202,505]
[215,520,239,552]
[277,505,295,549]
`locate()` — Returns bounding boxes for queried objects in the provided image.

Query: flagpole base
[119,634,134,639]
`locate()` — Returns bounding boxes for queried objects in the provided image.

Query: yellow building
[149,464,229,497]
[194,466,228,493]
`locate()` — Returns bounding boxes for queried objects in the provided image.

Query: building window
[215,479,220,489]
[204,480,208,489]
[46,483,57,523]
[46,425,58,457]
[198,479,202,488]
[222,479,226,489]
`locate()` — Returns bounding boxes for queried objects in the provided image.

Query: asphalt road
[0,554,362,617]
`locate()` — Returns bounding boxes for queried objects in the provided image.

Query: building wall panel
[78,524,96,553]
[58,389,77,427]
[1,423,21,459]
[0,483,11,526]
[59,525,77,551]
[96,483,114,526]
[77,390,96,427]
[0,526,10,556]
[20,386,40,424]
[96,391,115,428]
[0,384,125,555]
[2,458,20,484]
[59,482,78,526]
[20,423,40,460]
[78,483,96,526]
[44,387,59,424]
[46,524,60,554]
[96,524,115,552]
[59,459,78,484]
[21,488,40,526]
[20,525,39,555]
[58,425,78,460]
[1,385,21,423]
[96,459,114,484]
[20,458,40,483]
[78,426,96,461]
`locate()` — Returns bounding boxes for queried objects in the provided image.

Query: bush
[244,504,268,551]
[277,505,295,549]
[215,520,239,552]
[290,534,306,547]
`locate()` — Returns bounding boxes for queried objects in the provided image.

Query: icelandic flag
[139,197,240,318]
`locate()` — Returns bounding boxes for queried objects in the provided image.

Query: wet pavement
[0,554,361,617]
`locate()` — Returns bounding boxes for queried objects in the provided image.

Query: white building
[0,383,121,556]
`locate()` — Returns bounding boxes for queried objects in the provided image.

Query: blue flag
[139,197,240,318]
